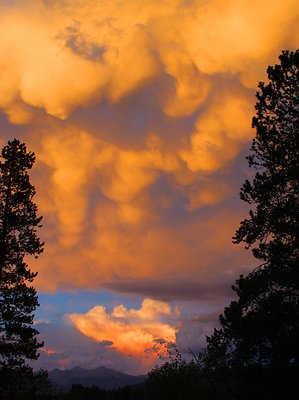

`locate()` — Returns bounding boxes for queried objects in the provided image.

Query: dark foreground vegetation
[47,383,146,400]
[1,49,298,399]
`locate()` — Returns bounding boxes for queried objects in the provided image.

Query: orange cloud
[0,6,107,119]
[42,347,57,356]
[68,299,177,368]
[186,180,233,211]
[0,0,297,121]
[0,0,296,298]
[180,89,253,172]
[37,128,97,246]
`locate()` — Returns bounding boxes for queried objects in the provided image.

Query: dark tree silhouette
[234,49,299,261]
[145,346,210,400]
[0,139,45,398]
[204,50,299,399]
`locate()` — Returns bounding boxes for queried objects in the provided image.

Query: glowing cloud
[68,299,177,367]
[0,0,297,297]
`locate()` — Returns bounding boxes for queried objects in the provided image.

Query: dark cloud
[103,277,235,302]
[176,311,221,356]
[62,22,106,61]
[101,340,114,347]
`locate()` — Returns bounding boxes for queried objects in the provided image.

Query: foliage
[50,383,145,400]
[144,49,299,400]
[145,346,211,400]
[204,50,299,399]
[0,139,47,398]
[234,49,299,262]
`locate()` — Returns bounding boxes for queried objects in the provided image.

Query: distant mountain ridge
[49,366,146,390]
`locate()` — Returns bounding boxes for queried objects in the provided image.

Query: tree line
[0,49,298,399]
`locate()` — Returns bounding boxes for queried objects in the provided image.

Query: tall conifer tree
[204,50,299,399]
[0,139,44,397]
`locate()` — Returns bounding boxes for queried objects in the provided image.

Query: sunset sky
[0,0,298,375]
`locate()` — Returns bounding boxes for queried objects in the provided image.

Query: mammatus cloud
[0,0,297,297]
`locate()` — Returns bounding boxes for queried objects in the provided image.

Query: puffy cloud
[35,318,150,374]
[35,301,219,374]
[36,128,97,246]
[183,0,299,80]
[0,7,106,119]
[0,0,296,301]
[180,87,253,172]
[35,297,223,374]
[0,0,297,121]
[68,299,177,369]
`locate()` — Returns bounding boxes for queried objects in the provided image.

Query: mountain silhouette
[49,366,146,390]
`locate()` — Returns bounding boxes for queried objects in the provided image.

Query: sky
[0,0,298,375]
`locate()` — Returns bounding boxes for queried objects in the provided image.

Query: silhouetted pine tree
[0,139,45,398]
[205,50,299,399]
